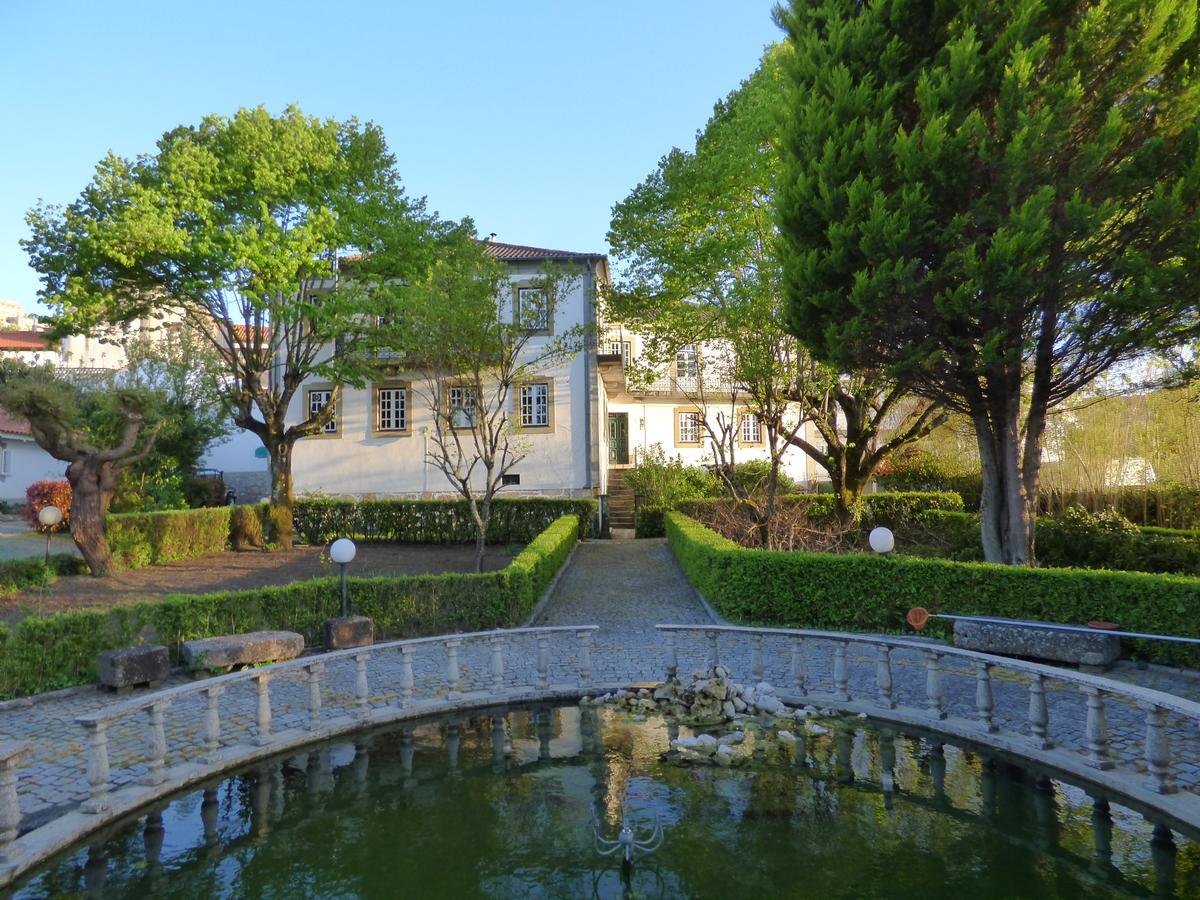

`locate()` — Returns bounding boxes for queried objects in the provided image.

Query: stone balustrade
[657,624,1200,832]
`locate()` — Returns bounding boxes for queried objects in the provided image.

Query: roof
[232,324,269,344]
[0,409,32,437]
[480,240,605,262]
[0,331,52,351]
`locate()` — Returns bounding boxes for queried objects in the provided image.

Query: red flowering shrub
[23,480,72,532]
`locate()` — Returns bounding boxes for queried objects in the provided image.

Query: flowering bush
[23,480,71,532]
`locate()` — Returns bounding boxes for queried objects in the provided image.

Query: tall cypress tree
[775,0,1200,564]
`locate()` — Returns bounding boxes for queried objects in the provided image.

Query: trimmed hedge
[0,515,581,699]
[0,555,90,596]
[665,511,1200,667]
[106,507,234,570]
[293,497,597,545]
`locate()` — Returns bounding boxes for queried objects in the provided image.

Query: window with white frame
[741,412,762,444]
[308,388,338,434]
[449,385,478,429]
[676,344,699,381]
[516,287,549,331]
[519,382,550,428]
[677,410,700,445]
[376,384,408,433]
[608,339,632,366]
[0,447,10,478]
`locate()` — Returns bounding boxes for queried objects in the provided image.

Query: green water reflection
[14,705,1200,898]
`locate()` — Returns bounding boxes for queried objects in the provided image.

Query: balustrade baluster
[924,651,946,719]
[489,636,505,694]
[444,640,461,695]
[1082,686,1112,770]
[252,673,273,746]
[142,701,169,786]
[79,720,111,813]
[665,632,678,680]
[354,652,371,717]
[1027,674,1052,749]
[1143,704,1177,794]
[576,630,593,688]
[833,643,850,701]
[751,634,764,682]
[304,663,323,732]
[790,637,805,695]
[875,645,894,709]
[399,646,415,708]
[200,686,224,763]
[537,635,551,690]
[0,743,27,866]
[975,662,996,733]
[707,630,720,670]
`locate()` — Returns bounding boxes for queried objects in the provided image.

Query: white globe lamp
[37,504,64,564]
[330,538,357,616]
[868,526,895,555]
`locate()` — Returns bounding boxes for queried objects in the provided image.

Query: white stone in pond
[857,712,868,719]
[694,734,720,754]
[756,681,776,695]
[821,708,836,716]
[793,708,810,720]
[758,696,786,716]
[777,730,798,745]
[714,747,735,767]
[719,731,745,746]
[807,723,829,736]
[672,736,700,750]
[733,697,747,713]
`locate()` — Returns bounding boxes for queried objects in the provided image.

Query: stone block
[182,631,304,671]
[324,615,374,650]
[96,645,170,691]
[953,619,1120,668]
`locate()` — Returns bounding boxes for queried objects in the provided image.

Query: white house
[288,240,827,512]
[0,410,63,504]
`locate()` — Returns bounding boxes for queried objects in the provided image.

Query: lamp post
[868,526,894,555]
[37,505,63,564]
[329,538,357,617]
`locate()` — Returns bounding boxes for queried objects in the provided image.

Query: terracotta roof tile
[0,331,52,351]
[480,240,604,261]
[0,409,32,437]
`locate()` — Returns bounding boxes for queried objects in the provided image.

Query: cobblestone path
[3,537,1199,828]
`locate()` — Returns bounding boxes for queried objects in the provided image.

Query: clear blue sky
[0,1,781,313]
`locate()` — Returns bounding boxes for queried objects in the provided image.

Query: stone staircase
[607,468,636,531]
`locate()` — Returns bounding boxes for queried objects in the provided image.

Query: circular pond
[12,705,1199,898]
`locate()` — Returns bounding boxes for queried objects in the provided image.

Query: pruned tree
[389,238,584,570]
[23,105,450,547]
[0,361,160,575]
[776,0,1200,564]
[607,45,942,532]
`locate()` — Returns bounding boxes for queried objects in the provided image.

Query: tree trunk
[469,495,491,574]
[268,439,296,550]
[972,399,1033,565]
[66,459,116,576]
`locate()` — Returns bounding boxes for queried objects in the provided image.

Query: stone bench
[97,645,170,692]
[182,631,304,672]
[953,618,1120,669]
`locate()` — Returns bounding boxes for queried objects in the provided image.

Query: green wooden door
[608,413,629,465]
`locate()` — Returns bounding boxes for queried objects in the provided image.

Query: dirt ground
[0,542,518,624]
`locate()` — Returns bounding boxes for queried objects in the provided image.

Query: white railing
[0,626,598,884]
[657,624,1200,827]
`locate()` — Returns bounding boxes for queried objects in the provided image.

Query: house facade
[289,240,827,507]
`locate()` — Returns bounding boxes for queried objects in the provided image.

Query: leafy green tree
[23,105,449,546]
[775,0,1200,563]
[607,46,942,532]
[386,239,585,570]
[0,361,160,574]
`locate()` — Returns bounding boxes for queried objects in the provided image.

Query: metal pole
[44,526,51,566]
[339,563,348,618]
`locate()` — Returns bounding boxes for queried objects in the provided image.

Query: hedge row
[292,497,597,545]
[0,555,90,596]
[106,507,235,570]
[665,511,1200,667]
[917,510,1200,576]
[0,515,581,698]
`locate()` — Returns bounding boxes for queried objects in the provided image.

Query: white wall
[0,438,64,503]
[199,427,269,474]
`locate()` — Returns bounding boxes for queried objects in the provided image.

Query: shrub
[23,480,71,531]
[622,444,718,508]
[105,506,232,570]
[230,503,267,550]
[1036,505,1200,576]
[717,459,797,498]
[0,515,581,699]
[665,511,1200,667]
[0,554,89,596]
[635,505,668,538]
[291,497,596,545]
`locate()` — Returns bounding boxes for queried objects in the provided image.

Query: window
[307,387,338,436]
[516,286,550,332]
[449,385,478,429]
[740,412,763,446]
[519,382,551,429]
[676,344,699,381]
[0,447,10,478]
[675,408,701,446]
[608,339,632,366]
[374,383,409,434]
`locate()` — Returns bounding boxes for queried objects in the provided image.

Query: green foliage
[291,497,595,545]
[0,555,89,596]
[665,512,1200,667]
[0,515,580,698]
[23,480,71,531]
[110,457,190,514]
[623,444,718,509]
[635,505,669,539]
[723,460,797,498]
[231,503,268,550]
[105,506,233,570]
[677,492,963,531]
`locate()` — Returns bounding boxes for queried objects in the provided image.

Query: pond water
[13,705,1199,898]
